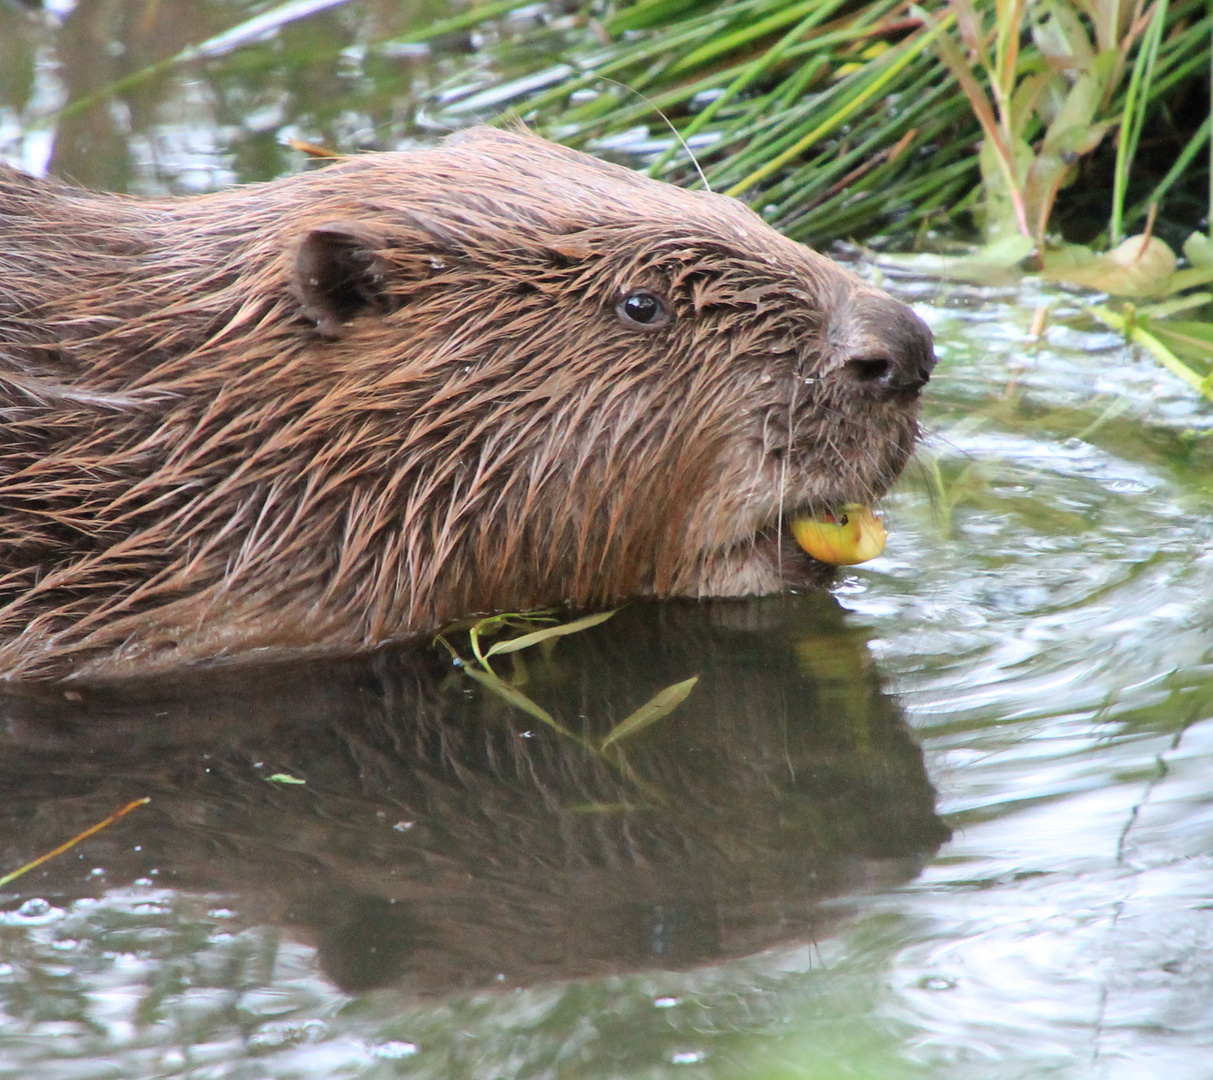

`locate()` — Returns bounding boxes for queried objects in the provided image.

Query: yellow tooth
[790,504,887,565]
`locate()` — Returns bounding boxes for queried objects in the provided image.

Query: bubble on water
[654,996,680,1008]
[248,1019,327,1052]
[918,975,958,991]
[1,898,64,926]
[372,1041,419,1059]
[672,1051,705,1064]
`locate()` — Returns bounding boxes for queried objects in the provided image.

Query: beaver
[0,127,935,680]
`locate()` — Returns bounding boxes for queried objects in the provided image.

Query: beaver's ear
[293,221,393,338]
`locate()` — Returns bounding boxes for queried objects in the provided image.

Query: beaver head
[0,127,934,679]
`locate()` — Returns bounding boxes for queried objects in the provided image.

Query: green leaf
[1136,291,1213,319]
[461,664,575,738]
[973,233,1036,267]
[873,233,1032,283]
[484,610,616,657]
[601,676,698,750]
[1150,320,1213,345]
[1183,232,1213,269]
[1041,235,1176,297]
[1031,4,1094,69]
[267,773,306,785]
[1160,268,1213,295]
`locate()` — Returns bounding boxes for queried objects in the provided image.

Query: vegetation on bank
[19,0,1213,396]
[406,0,1213,396]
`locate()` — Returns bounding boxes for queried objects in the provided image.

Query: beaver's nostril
[844,356,893,384]
[841,299,936,398]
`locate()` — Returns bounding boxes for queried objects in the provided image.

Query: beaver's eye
[617,289,671,329]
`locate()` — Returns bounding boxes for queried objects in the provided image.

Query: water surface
[2,3,1213,1077]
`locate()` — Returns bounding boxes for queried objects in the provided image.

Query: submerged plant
[436,611,699,755]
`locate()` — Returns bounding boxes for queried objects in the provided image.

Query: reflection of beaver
[0,128,935,679]
[0,598,950,994]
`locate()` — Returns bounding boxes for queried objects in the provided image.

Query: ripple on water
[826,279,1213,1079]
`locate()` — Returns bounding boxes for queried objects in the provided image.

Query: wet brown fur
[0,127,934,680]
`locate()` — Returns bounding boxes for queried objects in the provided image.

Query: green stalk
[725,15,949,197]
[1110,0,1169,244]
[671,0,846,72]
[1088,304,1213,403]
[646,0,856,175]
[1129,113,1212,224]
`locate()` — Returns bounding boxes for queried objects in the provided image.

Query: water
[2,3,1213,1077]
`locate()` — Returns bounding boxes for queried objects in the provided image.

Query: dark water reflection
[5,2,1213,1077]
[1,600,947,1006]
[0,0,583,194]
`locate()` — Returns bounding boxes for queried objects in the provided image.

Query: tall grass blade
[727,14,948,197]
[1110,0,1169,242]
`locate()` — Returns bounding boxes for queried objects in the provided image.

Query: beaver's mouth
[787,503,887,566]
[697,500,887,597]
[761,519,837,587]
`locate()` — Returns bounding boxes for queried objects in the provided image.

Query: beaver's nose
[841,296,936,399]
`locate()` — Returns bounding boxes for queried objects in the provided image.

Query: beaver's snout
[839,294,936,400]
